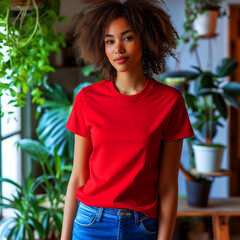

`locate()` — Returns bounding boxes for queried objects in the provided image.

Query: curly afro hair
[72,0,179,79]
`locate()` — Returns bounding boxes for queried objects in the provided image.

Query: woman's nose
[114,42,125,54]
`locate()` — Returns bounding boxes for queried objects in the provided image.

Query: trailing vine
[0,0,67,117]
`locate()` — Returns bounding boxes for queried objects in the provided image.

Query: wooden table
[177,198,240,240]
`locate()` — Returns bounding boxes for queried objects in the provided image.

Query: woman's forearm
[157,184,178,240]
[60,176,82,240]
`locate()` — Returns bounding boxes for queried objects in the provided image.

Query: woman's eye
[105,40,114,44]
[124,36,134,41]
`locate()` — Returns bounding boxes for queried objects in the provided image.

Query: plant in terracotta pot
[180,0,227,52]
[0,0,67,117]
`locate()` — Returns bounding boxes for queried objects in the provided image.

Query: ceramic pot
[194,10,218,36]
[192,144,225,173]
[186,180,212,207]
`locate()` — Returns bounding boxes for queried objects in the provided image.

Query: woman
[61,0,194,239]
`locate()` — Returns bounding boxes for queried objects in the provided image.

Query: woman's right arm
[61,134,93,240]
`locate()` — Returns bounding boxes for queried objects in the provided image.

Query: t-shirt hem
[65,125,91,139]
[75,195,158,218]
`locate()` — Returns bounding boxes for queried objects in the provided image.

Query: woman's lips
[114,57,128,64]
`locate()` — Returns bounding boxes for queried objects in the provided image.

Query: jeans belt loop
[134,211,140,226]
[96,207,104,222]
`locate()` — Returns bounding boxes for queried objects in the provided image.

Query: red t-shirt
[66,77,194,218]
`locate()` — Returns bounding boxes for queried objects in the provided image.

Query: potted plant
[163,57,240,173]
[0,0,67,117]
[180,0,227,51]
[0,172,45,239]
[0,139,72,239]
[179,161,213,207]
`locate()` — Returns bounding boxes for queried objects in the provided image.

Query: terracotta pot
[10,0,43,11]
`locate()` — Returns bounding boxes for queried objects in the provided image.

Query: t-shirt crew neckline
[108,77,153,100]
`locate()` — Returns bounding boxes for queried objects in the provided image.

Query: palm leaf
[16,139,49,164]
[37,82,92,158]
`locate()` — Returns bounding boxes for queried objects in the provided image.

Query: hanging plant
[0,0,67,117]
[178,0,227,52]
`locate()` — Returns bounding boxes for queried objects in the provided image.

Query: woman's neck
[115,69,147,95]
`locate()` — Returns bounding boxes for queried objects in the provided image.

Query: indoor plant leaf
[215,57,239,77]
[212,93,228,119]
[224,95,240,109]
[16,139,49,163]
[222,81,240,97]
[161,70,199,80]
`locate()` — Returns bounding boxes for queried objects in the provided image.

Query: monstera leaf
[36,82,92,159]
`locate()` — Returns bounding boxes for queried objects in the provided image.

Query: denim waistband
[78,201,147,225]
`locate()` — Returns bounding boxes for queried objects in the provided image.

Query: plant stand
[189,169,232,178]
[180,164,232,207]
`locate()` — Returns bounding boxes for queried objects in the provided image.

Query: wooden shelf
[199,33,219,39]
[190,169,232,178]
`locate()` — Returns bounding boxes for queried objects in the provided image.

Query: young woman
[61,0,194,239]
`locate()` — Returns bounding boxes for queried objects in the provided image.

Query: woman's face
[104,17,143,74]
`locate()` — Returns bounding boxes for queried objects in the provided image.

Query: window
[0,26,22,217]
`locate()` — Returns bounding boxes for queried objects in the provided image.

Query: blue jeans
[72,201,158,240]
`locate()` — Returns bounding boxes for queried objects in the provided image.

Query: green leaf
[223,82,240,97]
[24,224,35,240]
[225,95,240,109]
[15,224,24,240]
[81,64,95,77]
[16,139,49,163]
[53,212,63,232]
[161,70,199,81]
[43,84,70,104]
[63,165,73,171]
[0,218,15,240]
[39,65,55,72]
[46,9,57,21]
[183,92,198,111]
[58,16,68,22]
[212,93,228,119]
[54,154,61,177]
[0,177,21,189]
[215,58,239,77]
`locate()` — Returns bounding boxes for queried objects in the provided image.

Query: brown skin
[105,17,147,93]
[61,17,183,240]
[157,139,183,240]
[61,135,92,239]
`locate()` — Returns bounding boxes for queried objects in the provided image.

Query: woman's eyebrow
[104,29,133,38]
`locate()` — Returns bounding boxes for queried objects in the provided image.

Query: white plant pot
[194,10,218,36]
[193,144,225,173]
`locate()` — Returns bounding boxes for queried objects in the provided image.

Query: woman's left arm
[157,138,183,240]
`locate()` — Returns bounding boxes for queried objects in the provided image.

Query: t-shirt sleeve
[65,89,91,138]
[163,93,194,142]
